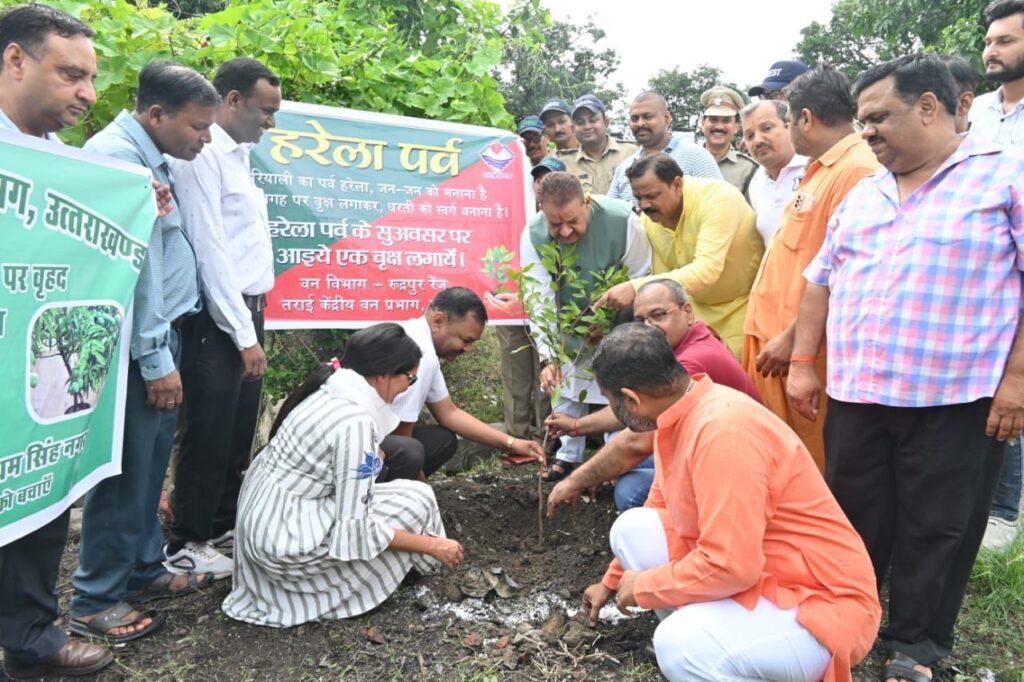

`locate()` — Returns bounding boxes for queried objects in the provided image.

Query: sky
[532,0,837,97]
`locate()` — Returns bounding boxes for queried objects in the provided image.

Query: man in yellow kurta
[598,153,763,357]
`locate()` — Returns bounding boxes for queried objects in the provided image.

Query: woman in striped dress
[222,324,464,627]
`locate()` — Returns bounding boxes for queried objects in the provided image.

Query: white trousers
[609,508,832,682]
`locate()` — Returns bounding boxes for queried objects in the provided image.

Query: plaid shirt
[804,135,1024,407]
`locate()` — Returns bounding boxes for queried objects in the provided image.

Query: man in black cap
[540,97,579,155]
[748,60,810,101]
[564,94,636,195]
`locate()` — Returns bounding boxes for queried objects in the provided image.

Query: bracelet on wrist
[790,355,818,364]
[571,419,579,437]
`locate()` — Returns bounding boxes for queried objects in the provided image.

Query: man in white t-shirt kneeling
[381,287,545,480]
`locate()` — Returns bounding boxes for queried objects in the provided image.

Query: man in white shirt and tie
[167,58,282,576]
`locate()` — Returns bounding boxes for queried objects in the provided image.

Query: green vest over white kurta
[528,195,632,356]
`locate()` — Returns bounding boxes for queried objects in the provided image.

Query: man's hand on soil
[547,478,582,517]
[582,582,614,627]
[616,571,639,615]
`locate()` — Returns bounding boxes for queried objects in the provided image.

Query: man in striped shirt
[788,54,1024,681]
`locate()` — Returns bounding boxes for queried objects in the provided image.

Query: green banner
[0,130,156,546]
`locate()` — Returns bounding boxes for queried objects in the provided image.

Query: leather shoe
[4,639,113,678]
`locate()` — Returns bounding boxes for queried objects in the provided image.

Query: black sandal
[543,459,577,483]
[69,602,166,643]
[881,651,932,682]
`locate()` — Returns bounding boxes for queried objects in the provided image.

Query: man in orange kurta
[742,67,880,472]
[583,324,880,682]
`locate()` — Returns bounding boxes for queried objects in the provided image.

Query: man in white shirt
[971,0,1024,552]
[740,100,807,245]
[166,58,281,576]
[973,0,1024,143]
[383,288,546,480]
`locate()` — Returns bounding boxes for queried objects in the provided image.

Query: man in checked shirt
[787,54,1024,682]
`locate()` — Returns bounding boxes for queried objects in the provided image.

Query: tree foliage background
[495,0,623,123]
[0,0,516,145]
[794,0,990,85]
[646,64,741,132]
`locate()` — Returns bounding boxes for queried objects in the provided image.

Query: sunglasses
[404,372,418,386]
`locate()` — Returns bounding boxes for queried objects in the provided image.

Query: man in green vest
[518,172,652,481]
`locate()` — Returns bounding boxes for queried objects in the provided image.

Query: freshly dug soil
[45,469,1004,681]
[52,470,657,681]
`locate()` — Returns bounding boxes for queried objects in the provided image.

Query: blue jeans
[990,437,1021,522]
[70,331,181,616]
[614,455,655,512]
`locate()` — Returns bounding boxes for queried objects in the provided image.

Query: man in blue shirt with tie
[69,62,220,643]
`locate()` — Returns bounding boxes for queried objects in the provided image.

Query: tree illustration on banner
[481,245,517,294]
[30,305,123,418]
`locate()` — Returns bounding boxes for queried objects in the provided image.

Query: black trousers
[170,302,264,548]
[0,509,69,662]
[824,397,1005,665]
[379,425,458,481]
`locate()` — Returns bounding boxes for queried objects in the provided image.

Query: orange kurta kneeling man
[582,324,880,682]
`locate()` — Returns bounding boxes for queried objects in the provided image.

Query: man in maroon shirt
[547,278,759,510]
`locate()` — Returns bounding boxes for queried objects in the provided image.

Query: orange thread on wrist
[790,355,818,364]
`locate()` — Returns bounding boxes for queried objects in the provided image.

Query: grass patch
[954,534,1024,678]
[442,326,504,424]
[263,330,352,400]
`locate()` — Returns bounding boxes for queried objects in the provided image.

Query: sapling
[510,242,629,547]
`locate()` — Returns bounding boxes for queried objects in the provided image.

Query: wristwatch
[504,435,516,452]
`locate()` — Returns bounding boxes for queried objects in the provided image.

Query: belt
[243,294,267,313]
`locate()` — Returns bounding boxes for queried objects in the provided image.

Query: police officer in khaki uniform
[562,94,636,195]
[699,86,758,201]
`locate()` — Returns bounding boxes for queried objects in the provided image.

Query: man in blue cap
[564,94,636,195]
[517,115,550,166]
[748,60,810,101]
[540,98,579,155]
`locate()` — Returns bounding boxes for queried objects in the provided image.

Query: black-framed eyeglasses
[404,372,418,386]
[634,305,680,325]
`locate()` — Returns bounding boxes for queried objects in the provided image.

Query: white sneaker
[164,541,233,579]
[209,529,234,555]
[981,516,1018,553]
